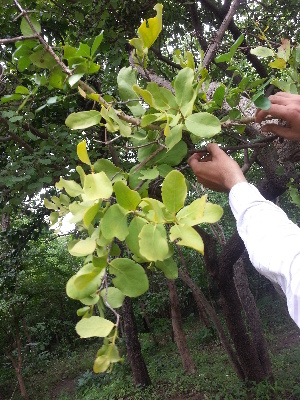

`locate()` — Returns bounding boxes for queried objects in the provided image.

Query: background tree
[1,0,300,396]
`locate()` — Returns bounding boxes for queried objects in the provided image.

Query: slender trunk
[6,353,29,400]
[234,255,273,380]
[139,300,158,345]
[176,246,210,328]
[166,279,197,373]
[218,277,267,382]
[178,269,244,380]
[6,306,29,400]
[122,297,151,387]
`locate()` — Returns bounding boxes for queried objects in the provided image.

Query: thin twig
[132,145,165,174]
[187,135,277,157]
[0,35,38,44]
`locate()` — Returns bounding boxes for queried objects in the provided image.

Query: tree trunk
[122,297,151,387]
[6,353,29,400]
[166,279,197,373]
[234,255,273,380]
[198,227,271,382]
[139,300,158,345]
[218,277,267,382]
[178,269,244,380]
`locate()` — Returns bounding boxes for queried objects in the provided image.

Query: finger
[268,94,300,106]
[270,92,300,101]
[261,124,299,141]
[255,104,290,123]
[206,143,223,156]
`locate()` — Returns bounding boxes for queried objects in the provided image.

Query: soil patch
[51,378,76,399]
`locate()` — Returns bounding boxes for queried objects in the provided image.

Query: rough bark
[198,227,271,382]
[122,297,151,387]
[166,279,197,373]
[234,254,273,379]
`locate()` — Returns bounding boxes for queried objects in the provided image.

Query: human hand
[188,143,247,193]
[255,92,300,140]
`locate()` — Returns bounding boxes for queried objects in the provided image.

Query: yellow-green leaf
[137,4,163,49]
[109,258,149,297]
[77,140,92,166]
[170,225,204,254]
[268,58,286,69]
[162,170,187,214]
[68,238,96,257]
[139,223,169,261]
[83,172,113,201]
[76,316,114,338]
[114,181,141,210]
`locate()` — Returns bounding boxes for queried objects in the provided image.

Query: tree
[1,0,300,387]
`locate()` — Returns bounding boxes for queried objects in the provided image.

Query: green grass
[4,296,300,400]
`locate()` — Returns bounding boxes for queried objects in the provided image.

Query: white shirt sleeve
[229,182,300,327]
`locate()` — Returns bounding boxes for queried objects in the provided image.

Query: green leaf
[162,170,187,214]
[176,196,206,225]
[109,258,149,297]
[68,73,84,87]
[83,203,99,227]
[17,56,31,72]
[117,67,145,116]
[140,198,166,223]
[29,49,57,69]
[215,52,232,63]
[49,212,59,225]
[100,287,125,308]
[126,216,148,259]
[20,15,41,36]
[213,86,225,107]
[65,110,101,129]
[229,108,241,120]
[254,95,271,110]
[133,85,155,108]
[185,112,221,138]
[114,181,141,210]
[56,177,84,197]
[15,86,30,95]
[101,204,129,240]
[77,306,90,316]
[156,257,178,279]
[139,167,159,180]
[83,172,113,201]
[76,43,90,58]
[170,225,204,254]
[68,238,96,256]
[93,355,110,373]
[138,223,169,261]
[250,46,274,58]
[80,294,100,306]
[137,3,163,49]
[77,140,92,166]
[49,67,67,89]
[268,58,286,69]
[93,159,123,180]
[165,124,183,151]
[76,316,114,338]
[66,265,102,300]
[91,31,104,57]
[174,68,194,115]
[1,94,23,103]
[229,34,244,55]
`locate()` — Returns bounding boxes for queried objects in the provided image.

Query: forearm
[229,182,300,326]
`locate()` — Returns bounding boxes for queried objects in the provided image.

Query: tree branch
[203,0,241,68]
[0,35,38,44]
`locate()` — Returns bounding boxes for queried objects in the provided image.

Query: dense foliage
[1,0,300,398]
